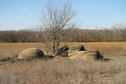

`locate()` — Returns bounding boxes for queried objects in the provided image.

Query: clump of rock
[17,45,104,61]
[69,50,103,60]
[55,45,103,61]
[55,45,69,57]
[17,48,44,59]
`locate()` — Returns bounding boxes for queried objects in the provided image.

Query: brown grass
[0,42,126,84]
[0,42,126,53]
[0,57,126,84]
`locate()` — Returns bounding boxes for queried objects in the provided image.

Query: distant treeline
[0,28,126,42]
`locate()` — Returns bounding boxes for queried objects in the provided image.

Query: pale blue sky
[0,0,126,30]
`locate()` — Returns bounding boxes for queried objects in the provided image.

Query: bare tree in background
[39,0,76,55]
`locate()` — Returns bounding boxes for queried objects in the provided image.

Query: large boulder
[69,45,86,51]
[69,50,103,60]
[18,48,44,59]
[55,45,69,57]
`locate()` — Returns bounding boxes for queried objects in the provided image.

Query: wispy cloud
[0,24,34,30]
[20,8,29,11]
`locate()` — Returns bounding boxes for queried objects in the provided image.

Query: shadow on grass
[0,55,112,66]
[103,58,112,62]
[43,55,54,60]
[0,55,55,65]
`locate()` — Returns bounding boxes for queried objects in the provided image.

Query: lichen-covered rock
[18,48,44,59]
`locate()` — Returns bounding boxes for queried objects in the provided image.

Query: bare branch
[40,0,76,54]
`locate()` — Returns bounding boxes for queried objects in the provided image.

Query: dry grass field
[0,42,126,53]
[0,42,126,84]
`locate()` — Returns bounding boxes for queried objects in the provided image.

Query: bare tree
[40,0,76,54]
